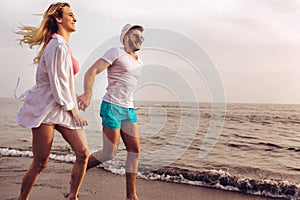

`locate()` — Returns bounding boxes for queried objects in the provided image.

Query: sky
[1,0,300,104]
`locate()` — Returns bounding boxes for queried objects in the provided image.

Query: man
[77,23,144,200]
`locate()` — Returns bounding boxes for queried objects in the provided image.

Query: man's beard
[129,40,140,52]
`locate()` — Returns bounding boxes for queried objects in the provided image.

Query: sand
[0,156,284,200]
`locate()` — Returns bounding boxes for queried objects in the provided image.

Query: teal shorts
[100,100,137,130]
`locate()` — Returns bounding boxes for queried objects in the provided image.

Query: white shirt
[17,34,78,129]
[102,47,143,108]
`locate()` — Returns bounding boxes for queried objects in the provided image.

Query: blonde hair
[16,2,70,64]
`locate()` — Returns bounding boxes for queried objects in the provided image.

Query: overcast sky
[1,0,299,104]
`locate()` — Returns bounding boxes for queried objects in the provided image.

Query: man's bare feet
[86,154,102,170]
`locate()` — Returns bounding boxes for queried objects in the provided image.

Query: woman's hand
[70,108,88,127]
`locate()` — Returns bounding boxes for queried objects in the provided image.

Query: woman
[16,3,88,200]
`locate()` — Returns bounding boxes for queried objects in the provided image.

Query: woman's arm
[46,44,75,111]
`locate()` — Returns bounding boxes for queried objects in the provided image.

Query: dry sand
[0,156,284,200]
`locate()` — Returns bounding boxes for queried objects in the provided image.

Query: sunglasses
[128,34,145,42]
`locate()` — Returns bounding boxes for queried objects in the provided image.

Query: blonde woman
[16,2,88,200]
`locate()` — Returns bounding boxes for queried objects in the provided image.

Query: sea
[0,97,299,200]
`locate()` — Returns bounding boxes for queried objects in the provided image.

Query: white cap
[120,23,144,44]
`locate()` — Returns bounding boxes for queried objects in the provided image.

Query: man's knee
[103,149,118,161]
[127,145,141,155]
[127,147,140,160]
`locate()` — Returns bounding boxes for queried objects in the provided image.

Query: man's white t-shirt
[101,47,143,108]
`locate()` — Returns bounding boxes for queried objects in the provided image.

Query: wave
[258,142,284,149]
[0,147,75,163]
[287,147,300,152]
[1,148,299,200]
[146,167,300,200]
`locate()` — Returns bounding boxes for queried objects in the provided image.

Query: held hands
[77,92,92,111]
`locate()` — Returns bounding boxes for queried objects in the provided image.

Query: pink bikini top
[50,33,80,75]
[71,53,80,75]
[69,47,80,75]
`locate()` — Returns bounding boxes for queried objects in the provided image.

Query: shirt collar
[52,33,68,45]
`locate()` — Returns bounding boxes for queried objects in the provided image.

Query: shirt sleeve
[45,44,75,111]
[101,47,119,65]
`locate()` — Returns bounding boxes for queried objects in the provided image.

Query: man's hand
[77,92,92,111]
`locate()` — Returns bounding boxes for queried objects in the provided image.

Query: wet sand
[0,156,286,200]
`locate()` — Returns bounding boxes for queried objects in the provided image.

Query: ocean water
[0,98,299,199]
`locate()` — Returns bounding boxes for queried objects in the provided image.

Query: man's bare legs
[121,123,140,200]
[87,126,121,169]
[87,123,140,200]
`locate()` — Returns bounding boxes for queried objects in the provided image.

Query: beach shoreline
[0,156,285,200]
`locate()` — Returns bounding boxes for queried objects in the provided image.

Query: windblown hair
[16,2,70,64]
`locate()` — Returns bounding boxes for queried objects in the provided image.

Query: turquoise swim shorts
[100,100,137,130]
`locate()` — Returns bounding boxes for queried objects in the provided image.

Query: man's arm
[77,58,110,111]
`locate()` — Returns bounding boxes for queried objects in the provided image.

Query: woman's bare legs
[18,124,55,200]
[55,125,89,200]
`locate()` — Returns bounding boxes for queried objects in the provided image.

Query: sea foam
[1,148,300,200]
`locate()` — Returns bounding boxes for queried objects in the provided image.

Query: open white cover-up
[17,34,81,130]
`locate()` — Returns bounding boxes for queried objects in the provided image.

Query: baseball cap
[120,23,144,44]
